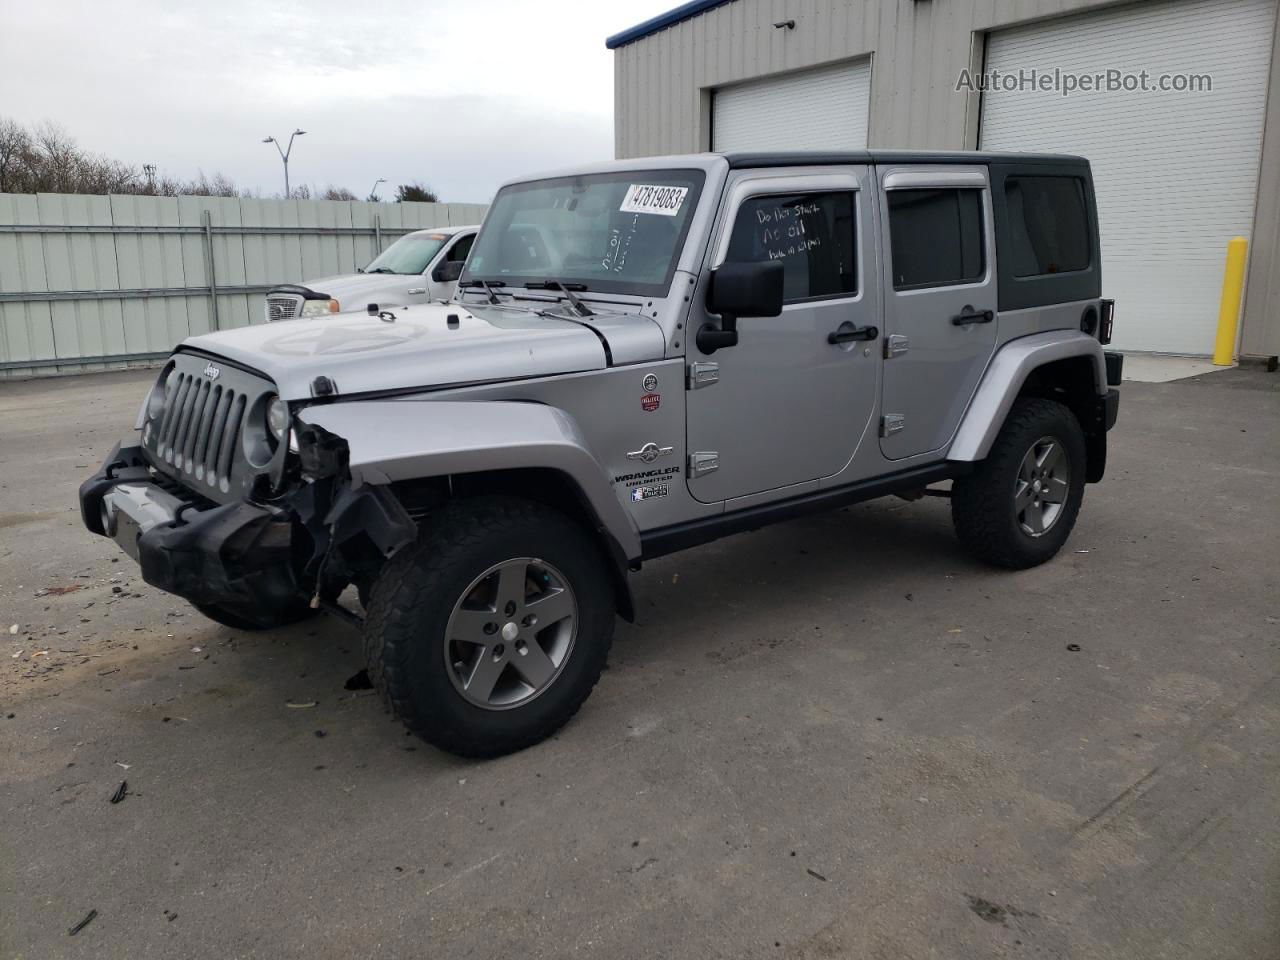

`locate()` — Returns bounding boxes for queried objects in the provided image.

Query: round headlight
[301,298,339,317]
[146,365,177,421]
[266,395,289,441]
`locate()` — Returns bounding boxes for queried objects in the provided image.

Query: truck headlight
[301,298,339,317]
[266,395,290,442]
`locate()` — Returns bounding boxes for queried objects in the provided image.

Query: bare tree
[181,171,241,197]
[32,122,81,192]
[0,118,32,194]
[0,116,366,200]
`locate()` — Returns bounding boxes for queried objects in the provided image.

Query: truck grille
[266,294,302,321]
[141,353,279,502]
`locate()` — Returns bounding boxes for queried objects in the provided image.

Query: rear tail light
[1098,299,1115,345]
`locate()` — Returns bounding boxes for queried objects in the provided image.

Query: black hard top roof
[723,150,1090,169]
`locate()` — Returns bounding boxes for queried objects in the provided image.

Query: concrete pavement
[1,365,1277,959]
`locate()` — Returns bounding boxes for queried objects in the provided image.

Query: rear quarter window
[1005,176,1091,277]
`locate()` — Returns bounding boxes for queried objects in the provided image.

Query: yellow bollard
[1213,236,1248,366]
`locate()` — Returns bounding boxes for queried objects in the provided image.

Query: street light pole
[368,178,386,201]
[262,129,307,198]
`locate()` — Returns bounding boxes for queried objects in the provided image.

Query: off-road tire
[191,599,318,631]
[951,397,1087,569]
[363,497,616,758]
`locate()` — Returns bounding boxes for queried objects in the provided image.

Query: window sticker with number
[620,184,689,217]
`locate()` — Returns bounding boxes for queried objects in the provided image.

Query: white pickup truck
[264,224,479,321]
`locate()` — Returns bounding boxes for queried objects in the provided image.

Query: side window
[887,189,984,290]
[1005,176,1090,276]
[445,233,475,262]
[725,191,857,303]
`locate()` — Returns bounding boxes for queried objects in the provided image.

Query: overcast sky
[0,0,674,202]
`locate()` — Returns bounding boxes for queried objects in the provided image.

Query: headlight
[301,298,339,317]
[266,395,289,441]
[140,365,176,428]
[135,386,154,431]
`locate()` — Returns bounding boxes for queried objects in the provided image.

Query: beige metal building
[608,0,1280,360]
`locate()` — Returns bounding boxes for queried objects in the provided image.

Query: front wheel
[951,397,1087,569]
[363,497,616,758]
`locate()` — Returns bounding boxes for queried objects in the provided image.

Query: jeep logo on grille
[202,362,221,381]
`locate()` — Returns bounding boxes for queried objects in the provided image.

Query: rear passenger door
[877,166,998,460]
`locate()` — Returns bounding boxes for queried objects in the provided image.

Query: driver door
[685,169,879,504]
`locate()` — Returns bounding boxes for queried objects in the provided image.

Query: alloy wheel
[1014,436,1070,537]
[443,557,578,710]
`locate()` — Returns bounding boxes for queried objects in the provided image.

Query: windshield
[462,169,705,296]
[363,233,449,275]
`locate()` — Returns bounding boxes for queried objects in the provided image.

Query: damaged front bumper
[79,444,303,611]
[79,441,418,619]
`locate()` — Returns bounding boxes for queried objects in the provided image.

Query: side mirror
[434,260,464,283]
[698,260,784,353]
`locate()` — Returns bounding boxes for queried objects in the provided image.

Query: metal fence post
[374,213,382,254]
[201,209,220,330]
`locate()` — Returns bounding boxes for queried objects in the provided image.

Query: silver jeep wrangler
[81,152,1121,757]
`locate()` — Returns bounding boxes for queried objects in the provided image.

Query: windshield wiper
[524,280,593,317]
[459,278,505,304]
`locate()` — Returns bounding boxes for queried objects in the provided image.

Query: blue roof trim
[606,0,738,49]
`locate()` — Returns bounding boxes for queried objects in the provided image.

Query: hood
[180,301,664,400]
[294,272,421,306]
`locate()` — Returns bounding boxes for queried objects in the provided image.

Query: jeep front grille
[152,372,247,493]
[266,294,302,322]
[141,353,280,503]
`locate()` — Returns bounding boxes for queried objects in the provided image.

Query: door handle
[951,306,994,325]
[827,323,879,344]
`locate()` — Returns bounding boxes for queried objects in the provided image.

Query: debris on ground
[109,781,128,804]
[806,869,828,882]
[35,585,84,597]
[1066,643,1082,652]
[8,624,18,635]
[68,909,97,936]
[344,669,373,691]
[286,700,318,709]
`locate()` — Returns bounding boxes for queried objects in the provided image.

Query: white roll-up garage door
[980,0,1276,354]
[713,58,872,153]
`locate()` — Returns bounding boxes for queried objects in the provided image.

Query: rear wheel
[951,397,1086,569]
[363,497,615,758]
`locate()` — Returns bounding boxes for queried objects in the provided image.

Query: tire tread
[363,497,613,758]
[951,397,1086,569]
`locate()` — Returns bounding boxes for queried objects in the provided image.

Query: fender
[948,331,1107,462]
[297,398,642,562]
